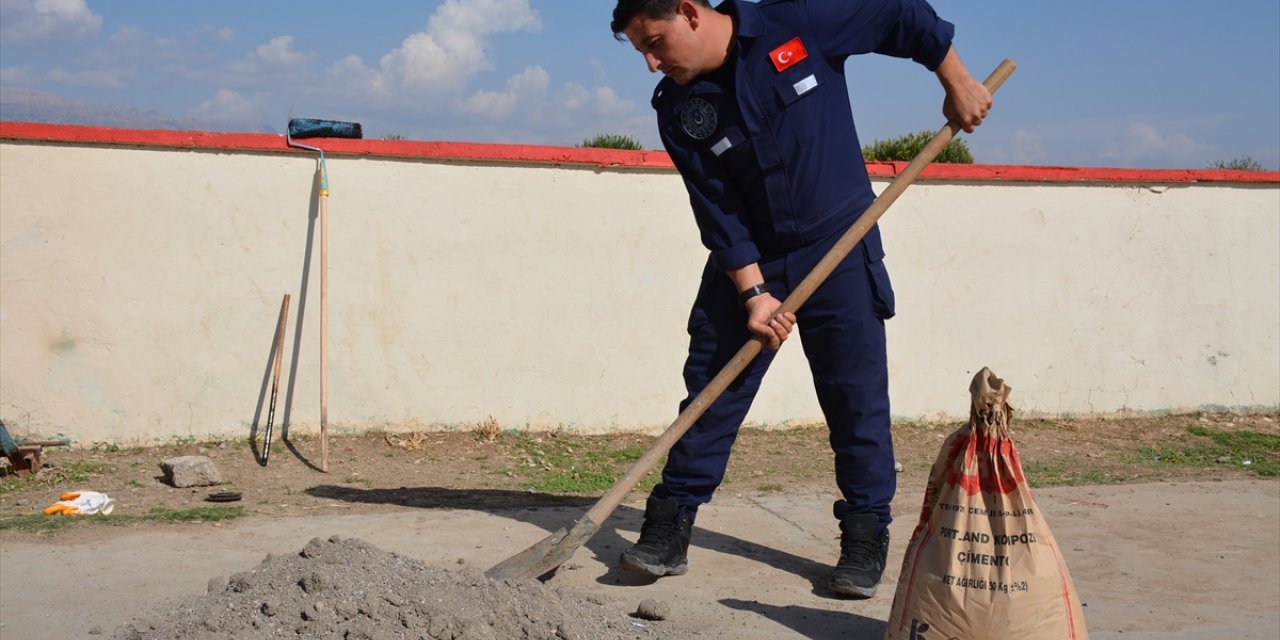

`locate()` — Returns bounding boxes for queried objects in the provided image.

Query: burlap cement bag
[885,368,1088,640]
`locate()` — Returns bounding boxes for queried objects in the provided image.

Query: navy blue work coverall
[648,0,955,531]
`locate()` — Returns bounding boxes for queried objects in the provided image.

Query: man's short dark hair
[611,0,712,40]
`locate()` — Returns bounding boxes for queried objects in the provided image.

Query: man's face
[623,7,705,85]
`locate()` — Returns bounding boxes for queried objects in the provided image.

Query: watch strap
[738,283,772,306]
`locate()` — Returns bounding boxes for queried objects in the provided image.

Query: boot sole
[829,580,878,599]
[619,554,688,577]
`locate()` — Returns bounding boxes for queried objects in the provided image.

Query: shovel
[487,59,1017,582]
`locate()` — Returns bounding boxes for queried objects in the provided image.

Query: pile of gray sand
[114,535,688,639]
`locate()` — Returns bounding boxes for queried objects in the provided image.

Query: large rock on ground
[159,456,222,488]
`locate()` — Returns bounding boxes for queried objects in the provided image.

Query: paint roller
[286,117,362,472]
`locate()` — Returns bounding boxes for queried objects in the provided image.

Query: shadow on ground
[722,599,887,638]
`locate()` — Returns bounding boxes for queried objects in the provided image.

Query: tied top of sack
[969,366,1014,436]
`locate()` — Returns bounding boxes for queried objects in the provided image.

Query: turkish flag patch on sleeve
[769,37,808,72]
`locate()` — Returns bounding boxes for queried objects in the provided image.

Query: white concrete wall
[1,140,1277,444]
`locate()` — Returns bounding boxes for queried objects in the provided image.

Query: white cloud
[1100,122,1213,167]
[195,25,236,44]
[84,25,182,76]
[34,25,185,91]
[0,0,102,46]
[188,88,257,124]
[369,0,541,96]
[104,25,178,52]
[589,86,633,116]
[229,36,315,75]
[543,83,651,147]
[253,36,312,68]
[556,84,591,111]
[0,0,651,146]
[0,66,39,84]
[459,65,550,119]
[46,66,125,88]
[326,54,384,96]
[552,83,638,117]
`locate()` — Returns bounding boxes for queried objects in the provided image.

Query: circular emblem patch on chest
[679,98,718,140]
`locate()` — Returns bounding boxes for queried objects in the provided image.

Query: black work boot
[619,496,693,577]
[829,513,890,598]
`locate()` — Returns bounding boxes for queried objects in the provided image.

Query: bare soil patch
[2,411,1275,534]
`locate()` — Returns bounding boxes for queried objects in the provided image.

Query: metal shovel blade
[484,518,600,581]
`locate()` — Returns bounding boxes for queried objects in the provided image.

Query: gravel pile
[114,535,687,639]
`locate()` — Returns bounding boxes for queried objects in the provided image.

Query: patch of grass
[1140,426,1280,477]
[756,483,785,493]
[530,468,623,494]
[0,514,78,534]
[135,505,244,523]
[0,460,116,495]
[1021,460,1133,487]
[61,461,115,482]
[506,434,658,494]
[0,505,243,534]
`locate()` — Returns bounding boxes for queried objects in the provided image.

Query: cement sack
[885,368,1088,640]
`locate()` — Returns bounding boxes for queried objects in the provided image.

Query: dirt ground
[1,411,1278,639]
[2,412,1276,526]
[112,533,688,639]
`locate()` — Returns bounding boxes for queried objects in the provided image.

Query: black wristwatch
[738,283,772,307]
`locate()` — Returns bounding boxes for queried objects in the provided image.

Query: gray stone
[634,599,670,621]
[159,455,222,487]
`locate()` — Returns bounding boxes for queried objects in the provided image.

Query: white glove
[44,490,115,516]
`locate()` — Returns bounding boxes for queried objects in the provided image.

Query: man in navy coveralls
[610,0,991,597]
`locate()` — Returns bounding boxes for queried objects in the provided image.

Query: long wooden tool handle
[320,191,329,473]
[264,294,291,465]
[580,59,1017,527]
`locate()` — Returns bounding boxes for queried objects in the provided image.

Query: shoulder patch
[678,98,719,140]
[769,37,808,73]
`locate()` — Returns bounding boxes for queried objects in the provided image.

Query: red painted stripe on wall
[3,121,1277,184]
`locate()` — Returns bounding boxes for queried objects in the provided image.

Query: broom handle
[264,294,290,465]
[580,59,1018,527]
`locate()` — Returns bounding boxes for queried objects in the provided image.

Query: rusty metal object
[1,421,68,477]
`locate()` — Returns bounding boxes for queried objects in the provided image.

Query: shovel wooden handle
[489,59,1017,580]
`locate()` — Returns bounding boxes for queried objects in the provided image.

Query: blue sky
[1,0,1277,169]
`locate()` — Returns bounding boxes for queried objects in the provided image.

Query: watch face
[679,98,718,140]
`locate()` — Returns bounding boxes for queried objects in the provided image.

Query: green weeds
[1140,426,1280,477]
[1021,460,1136,487]
[0,505,243,534]
[505,433,657,494]
[0,461,116,495]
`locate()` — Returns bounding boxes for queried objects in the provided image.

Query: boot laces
[638,519,683,548]
[839,535,883,568]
